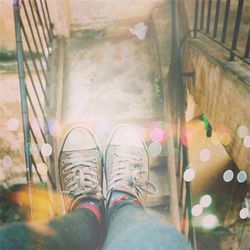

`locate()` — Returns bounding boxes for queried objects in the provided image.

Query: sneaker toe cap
[62,127,98,151]
[110,125,144,148]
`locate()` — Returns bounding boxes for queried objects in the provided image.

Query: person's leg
[0,126,104,250]
[0,206,102,250]
[104,196,191,250]
[103,125,191,250]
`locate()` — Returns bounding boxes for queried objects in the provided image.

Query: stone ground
[57,23,170,216]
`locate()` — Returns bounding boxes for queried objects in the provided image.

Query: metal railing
[13,0,55,219]
[193,0,250,64]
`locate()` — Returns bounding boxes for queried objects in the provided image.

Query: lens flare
[2,155,13,168]
[202,214,219,229]
[243,136,250,148]
[220,132,231,145]
[237,125,248,138]
[41,143,53,157]
[37,163,48,176]
[6,118,19,131]
[223,170,234,182]
[237,171,247,183]
[183,168,195,182]
[192,204,203,216]
[211,132,220,145]
[239,208,249,219]
[199,148,211,162]
[150,127,164,142]
[200,195,212,208]
[149,142,162,156]
[29,143,40,155]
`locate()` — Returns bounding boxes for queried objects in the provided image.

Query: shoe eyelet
[92,157,97,163]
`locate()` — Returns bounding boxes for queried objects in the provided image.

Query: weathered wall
[185,38,250,178]
[0,0,164,51]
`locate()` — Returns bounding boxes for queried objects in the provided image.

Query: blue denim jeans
[104,201,191,250]
[0,201,191,250]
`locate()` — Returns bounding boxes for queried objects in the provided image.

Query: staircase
[50,10,171,221]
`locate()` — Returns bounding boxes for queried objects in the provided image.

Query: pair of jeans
[0,200,191,250]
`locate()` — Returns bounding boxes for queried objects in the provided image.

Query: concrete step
[50,16,170,212]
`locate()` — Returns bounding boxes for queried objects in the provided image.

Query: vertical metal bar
[31,155,43,182]
[13,0,33,220]
[221,0,231,43]
[244,29,250,58]
[186,183,197,250]
[213,0,221,38]
[230,0,244,61]
[26,90,47,143]
[168,0,181,230]
[206,0,212,34]
[193,0,199,38]
[23,56,48,124]
[33,0,49,50]
[28,0,48,58]
[39,0,52,44]
[44,0,53,31]
[200,0,205,30]
[20,20,48,103]
[22,1,48,70]
[29,126,46,163]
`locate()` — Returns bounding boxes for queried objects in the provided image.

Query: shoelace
[62,154,102,199]
[108,152,158,202]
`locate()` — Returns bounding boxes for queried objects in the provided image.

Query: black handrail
[193,0,249,64]
[13,0,56,219]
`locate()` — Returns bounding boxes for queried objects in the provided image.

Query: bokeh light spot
[239,208,249,219]
[223,170,234,182]
[202,214,219,229]
[6,118,19,131]
[2,155,13,168]
[199,148,211,162]
[200,194,212,208]
[37,163,48,176]
[183,168,195,182]
[192,204,203,216]
[237,171,247,183]
[243,136,250,148]
[237,125,248,138]
[220,132,231,145]
[149,142,162,156]
[29,143,40,155]
[48,120,63,137]
[211,132,220,145]
[41,143,53,157]
[150,127,164,142]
